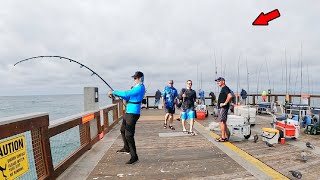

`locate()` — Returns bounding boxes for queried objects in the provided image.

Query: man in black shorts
[162,80,178,130]
[215,77,232,142]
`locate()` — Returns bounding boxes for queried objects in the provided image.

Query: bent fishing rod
[14,55,121,100]
[14,55,114,91]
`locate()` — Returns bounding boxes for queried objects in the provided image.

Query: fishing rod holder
[95,87,99,102]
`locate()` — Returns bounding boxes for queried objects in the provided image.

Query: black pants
[120,113,140,159]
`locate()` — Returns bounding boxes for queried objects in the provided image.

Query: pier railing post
[41,125,54,179]
[289,95,292,103]
[84,87,100,146]
[103,109,110,133]
[30,115,54,180]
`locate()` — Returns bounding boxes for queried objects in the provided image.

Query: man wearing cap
[215,77,232,142]
[108,71,145,164]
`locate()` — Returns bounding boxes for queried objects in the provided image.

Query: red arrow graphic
[252,9,280,26]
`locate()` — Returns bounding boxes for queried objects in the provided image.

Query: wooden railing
[145,94,320,108]
[246,94,320,106]
[0,99,125,180]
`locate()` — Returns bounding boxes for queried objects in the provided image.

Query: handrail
[144,94,320,108]
[0,112,48,126]
[0,112,49,139]
[49,110,98,127]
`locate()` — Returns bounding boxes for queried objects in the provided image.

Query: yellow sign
[0,135,29,180]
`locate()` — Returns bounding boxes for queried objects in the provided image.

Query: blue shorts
[181,109,195,120]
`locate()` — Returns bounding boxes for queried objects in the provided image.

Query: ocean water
[0,94,112,120]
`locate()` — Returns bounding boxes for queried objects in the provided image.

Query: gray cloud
[1,0,320,96]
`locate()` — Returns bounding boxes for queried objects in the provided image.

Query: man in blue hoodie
[108,71,145,164]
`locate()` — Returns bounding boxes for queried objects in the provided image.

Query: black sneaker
[116,148,130,154]
[126,158,139,164]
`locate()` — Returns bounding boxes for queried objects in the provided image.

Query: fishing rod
[300,43,303,104]
[246,57,249,105]
[14,55,114,91]
[214,50,218,96]
[237,54,240,99]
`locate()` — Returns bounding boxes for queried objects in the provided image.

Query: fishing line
[14,55,114,91]
[14,55,120,100]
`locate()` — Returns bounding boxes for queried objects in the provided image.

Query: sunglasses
[187,83,192,85]
[169,82,173,84]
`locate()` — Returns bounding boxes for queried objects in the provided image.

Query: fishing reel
[108,94,116,100]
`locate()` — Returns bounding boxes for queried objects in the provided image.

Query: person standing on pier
[209,91,216,106]
[162,80,178,130]
[178,80,197,136]
[262,90,267,102]
[108,71,145,164]
[199,89,205,105]
[215,77,232,142]
[240,89,247,105]
[154,89,162,108]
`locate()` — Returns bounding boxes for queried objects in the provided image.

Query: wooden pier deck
[58,108,320,180]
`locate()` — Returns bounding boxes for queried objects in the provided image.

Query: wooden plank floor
[196,107,320,180]
[87,109,255,179]
[87,108,320,179]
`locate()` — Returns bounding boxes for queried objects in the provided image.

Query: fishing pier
[1,92,320,179]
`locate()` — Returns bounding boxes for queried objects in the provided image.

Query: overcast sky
[1,0,320,96]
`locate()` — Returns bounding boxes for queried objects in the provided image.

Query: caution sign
[0,135,29,180]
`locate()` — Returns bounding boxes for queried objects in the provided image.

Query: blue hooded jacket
[113,84,145,114]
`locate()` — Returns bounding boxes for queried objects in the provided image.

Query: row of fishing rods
[211,47,312,103]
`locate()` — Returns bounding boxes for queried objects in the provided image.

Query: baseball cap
[131,71,144,79]
[215,77,225,82]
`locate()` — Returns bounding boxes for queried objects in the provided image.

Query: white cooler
[227,115,246,126]
[241,107,257,125]
[227,115,251,137]
[234,106,245,116]
[262,128,279,144]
